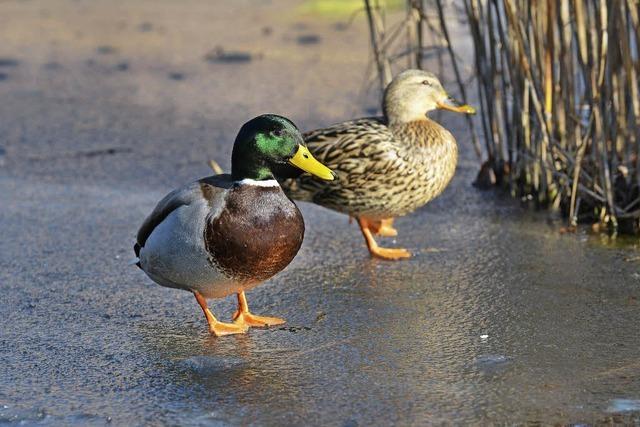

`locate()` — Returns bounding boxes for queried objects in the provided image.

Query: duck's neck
[231,164,274,182]
[230,148,276,182]
[387,114,437,131]
[234,178,280,187]
[387,116,454,150]
[385,106,441,127]
[231,137,277,181]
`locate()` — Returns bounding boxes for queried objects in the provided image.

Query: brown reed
[465,0,640,234]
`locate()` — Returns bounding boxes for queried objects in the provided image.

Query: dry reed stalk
[463,0,640,233]
[364,0,393,88]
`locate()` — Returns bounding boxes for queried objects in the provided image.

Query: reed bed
[364,0,640,234]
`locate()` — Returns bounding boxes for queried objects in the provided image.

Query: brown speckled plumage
[281,116,458,220]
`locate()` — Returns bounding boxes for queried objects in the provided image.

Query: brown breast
[204,184,304,284]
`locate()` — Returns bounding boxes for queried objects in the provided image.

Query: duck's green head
[231,114,336,182]
[383,69,476,124]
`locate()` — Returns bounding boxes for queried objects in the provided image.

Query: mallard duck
[134,114,335,336]
[280,69,475,260]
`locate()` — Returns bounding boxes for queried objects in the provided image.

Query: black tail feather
[133,243,142,269]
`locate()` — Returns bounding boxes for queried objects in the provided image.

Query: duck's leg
[193,291,248,337]
[232,291,286,328]
[357,217,411,260]
[375,218,398,237]
[362,218,398,236]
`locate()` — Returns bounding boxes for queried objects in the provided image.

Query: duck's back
[280,117,458,219]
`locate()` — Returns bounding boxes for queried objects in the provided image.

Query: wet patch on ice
[474,354,512,374]
[607,399,640,413]
[178,355,246,376]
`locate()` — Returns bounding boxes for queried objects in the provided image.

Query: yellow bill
[436,96,476,114]
[289,145,336,181]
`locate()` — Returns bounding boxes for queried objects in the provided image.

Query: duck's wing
[135,174,232,255]
[281,118,408,212]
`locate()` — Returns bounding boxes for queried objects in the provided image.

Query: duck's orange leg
[376,218,398,237]
[193,291,248,337]
[357,217,411,260]
[361,218,398,236]
[232,291,286,328]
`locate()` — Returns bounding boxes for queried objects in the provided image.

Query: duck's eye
[273,129,285,137]
[422,80,432,86]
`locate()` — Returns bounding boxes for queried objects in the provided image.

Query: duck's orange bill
[436,97,476,114]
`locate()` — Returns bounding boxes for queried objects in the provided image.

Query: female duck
[280,70,475,260]
[134,115,335,336]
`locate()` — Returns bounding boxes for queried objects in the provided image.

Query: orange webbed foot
[232,291,286,329]
[369,246,411,260]
[357,217,412,261]
[233,311,286,328]
[193,291,249,337]
[209,320,249,337]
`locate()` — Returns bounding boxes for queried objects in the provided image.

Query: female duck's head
[231,114,336,182]
[382,69,476,124]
